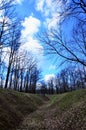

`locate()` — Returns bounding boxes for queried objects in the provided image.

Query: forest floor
[0,88,86,130]
[0,89,45,130]
[16,89,86,130]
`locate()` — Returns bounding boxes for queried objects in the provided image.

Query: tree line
[0,0,86,94]
[40,65,86,95]
[37,0,86,94]
[0,0,41,93]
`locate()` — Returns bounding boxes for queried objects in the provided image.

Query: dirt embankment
[17,89,86,130]
[0,89,45,130]
[0,88,86,130]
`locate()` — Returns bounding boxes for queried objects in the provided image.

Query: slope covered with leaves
[0,89,44,130]
[49,89,86,130]
[0,88,86,130]
[17,89,86,130]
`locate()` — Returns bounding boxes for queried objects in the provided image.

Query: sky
[1,0,85,83]
[15,0,63,81]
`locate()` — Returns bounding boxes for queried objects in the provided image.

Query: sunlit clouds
[21,16,41,38]
[15,0,24,4]
[19,0,60,78]
[35,0,55,17]
[20,15,44,68]
[44,74,56,82]
[35,0,61,29]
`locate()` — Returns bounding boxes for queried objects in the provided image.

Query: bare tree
[39,24,86,66]
[0,0,15,87]
[4,22,21,88]
[39,0,86,66]
[56,65,86,92]
[24,55,37,93]
[29,67,41,93]
[0,0,16,59]
[54,0,86,19]
[0,0,21,88]
[41,80,47,96]
[48,78,54,94]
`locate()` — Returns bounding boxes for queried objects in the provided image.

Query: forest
[0,1,86,130]
[0,0,86,94]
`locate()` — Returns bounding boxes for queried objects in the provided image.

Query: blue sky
[15,0,63,80]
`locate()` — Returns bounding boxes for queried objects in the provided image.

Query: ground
[0,88,86,130]
[16,90,86,130]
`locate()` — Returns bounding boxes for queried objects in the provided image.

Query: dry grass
[0,88,86,130]
[0,89,45,130]
[17,89,86,130]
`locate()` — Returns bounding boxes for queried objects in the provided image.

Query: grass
[0,88,45,130]
[50,89,86,109]
[0,88,86,130]
[49,89,86,130]
[17,89,86,130]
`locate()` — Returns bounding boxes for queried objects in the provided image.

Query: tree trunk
[5,63,11,88]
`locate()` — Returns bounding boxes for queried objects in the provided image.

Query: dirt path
[16,95,86,130]
[16,101,60,130]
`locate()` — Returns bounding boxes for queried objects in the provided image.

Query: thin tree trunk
[5,63,11,88]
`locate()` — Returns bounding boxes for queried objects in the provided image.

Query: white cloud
[0,0,24,5]
[36,0,45,12]
[20,15,44,67]
[35,0,54,17]
[21,16,41,39]
[20,37,43,56]
[35,0,61,30]
[15,0,24,4]
[45,13,60,30]
[44,74,56,82]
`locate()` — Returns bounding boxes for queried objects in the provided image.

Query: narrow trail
[16,92,86,130]
[16,100,60,130]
